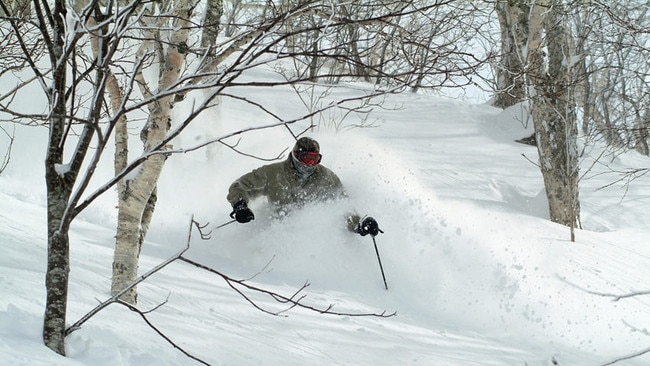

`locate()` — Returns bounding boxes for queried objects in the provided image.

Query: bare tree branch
[178,255,396,318]
[595,167,650,198]
[0,122,15,174]
[115,299,211,366]
[600,347,650,366]
[559,276,650,302]
[559,276,650,365]
[65,217,198,336]
[66,216,395,365]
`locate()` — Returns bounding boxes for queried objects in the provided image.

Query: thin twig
[66,217,197,336]
[65,214,395,366]
[600,347,650,366]
[116,300,210,366]
[521,153,540,168]
[178,255,396,318]
[243,254,276,281]
[194,220,213,239]
[559,276,650,302]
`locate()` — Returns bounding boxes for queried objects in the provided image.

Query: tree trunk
[111,97,173,304]
[112,182,160,303]
[528,0,580,234]
[201,0,223,49]
[493,0,529,109]
[111,0,193,304]
[42,0,71,354]
[635,109,650,156]
[43,227,70,355]
[41,0,113,352]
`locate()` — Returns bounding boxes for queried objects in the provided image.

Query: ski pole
[372,236,388,290]
[215,219,236,230]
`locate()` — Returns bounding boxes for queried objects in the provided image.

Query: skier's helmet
[293,137,322,167]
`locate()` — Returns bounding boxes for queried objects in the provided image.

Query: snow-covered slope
[1,89,649,366]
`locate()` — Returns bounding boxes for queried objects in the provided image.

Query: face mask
[291,152,318,179]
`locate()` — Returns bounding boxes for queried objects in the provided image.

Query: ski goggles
[294,150,322,166]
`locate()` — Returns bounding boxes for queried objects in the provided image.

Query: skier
[227,136,380,237]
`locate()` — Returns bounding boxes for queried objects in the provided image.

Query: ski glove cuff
[356,216,382,237]
[230,200,255,223]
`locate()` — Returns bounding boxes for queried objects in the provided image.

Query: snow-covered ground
[1,83,649,366]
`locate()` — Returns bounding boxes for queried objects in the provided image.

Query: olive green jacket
[227,154,360,231]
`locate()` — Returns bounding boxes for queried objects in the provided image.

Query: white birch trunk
[111,0,195,304]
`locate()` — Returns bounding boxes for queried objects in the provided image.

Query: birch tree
[110,0,199,305]
[493,1,650,233]
[493,0,529,108]
[492,1,581,232]
[0,0,114,353]
[201,0,223,49]
[527,1,580,234]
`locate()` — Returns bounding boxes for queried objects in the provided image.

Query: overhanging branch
[65,215,395,365]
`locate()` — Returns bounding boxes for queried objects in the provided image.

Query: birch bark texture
[42,0,74,354]
[493,0,529,108]
[527,1,580,234]
[111,0,195,304]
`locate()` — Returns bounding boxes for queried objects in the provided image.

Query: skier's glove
[356,216,382,237]
[230,200,255,223]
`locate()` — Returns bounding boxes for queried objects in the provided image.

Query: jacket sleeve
[333,178,363,232]
[226,167,269,207]
[321,167,360,232]
[320,166,348,200]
